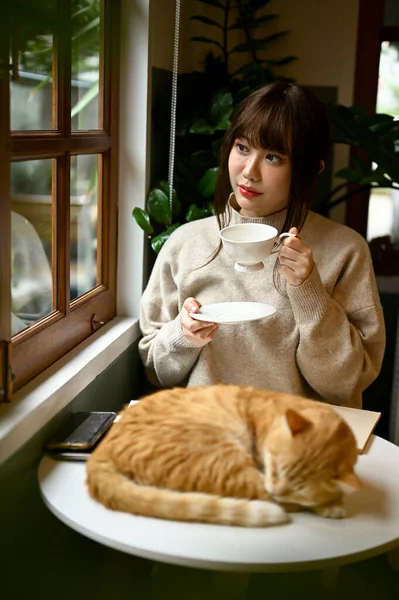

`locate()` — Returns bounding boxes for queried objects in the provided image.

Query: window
[367,41,399,245]
[0,0,120,399]
[347,0,399,275]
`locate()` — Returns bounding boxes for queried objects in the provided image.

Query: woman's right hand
[180,297,219,348]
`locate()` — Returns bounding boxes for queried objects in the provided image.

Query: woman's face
[228,137,292,217]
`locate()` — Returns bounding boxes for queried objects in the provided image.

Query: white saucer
[189,302,276,325]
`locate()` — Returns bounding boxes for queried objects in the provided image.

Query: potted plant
[134,0,399,274]
[133,0,297,253]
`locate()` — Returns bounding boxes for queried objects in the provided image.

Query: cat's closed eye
[294,484,306,492]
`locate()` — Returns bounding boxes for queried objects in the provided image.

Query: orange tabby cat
[86,384,360,527]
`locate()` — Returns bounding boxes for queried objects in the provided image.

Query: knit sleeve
[138,242,201,388]
[286,245,385,407]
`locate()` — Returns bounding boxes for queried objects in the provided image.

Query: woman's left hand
[278,227,314,287]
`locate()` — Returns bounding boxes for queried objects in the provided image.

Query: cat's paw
[312,502,346,519]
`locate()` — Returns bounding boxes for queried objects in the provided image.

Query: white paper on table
[331,405,381,453]
[113,400,141,422]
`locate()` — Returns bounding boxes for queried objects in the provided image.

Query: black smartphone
[45,411,117,451]
[49,449,93,461]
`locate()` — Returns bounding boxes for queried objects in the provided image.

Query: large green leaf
[366,116,397,136]
[234,86,252,104]
[72,16,100,42]
[373,121,399,138]
[383,125,399,142]
[198,167,219,198]
[332,104,357,123]
[72,4,94,19]
[240,0,272,14]
[229,18,260,31]
[191,150,216,168]
[264,56,298,66]
[29,74,51,100]
[156,180,181,216]
[386,156,399,182]
[71,81,99,117]
[335,167,364,183]
[232,63,264,77]
[259,30,291,46]
[151,224,181,254]
[209,91,233,128]
[230,40,266,54]
[360,171,391,185]
[190,15,222,28]
[190,36,223,51]
[229,14,278,30]
[335,155,393,186]
[189,118,215,135]
[207,201,216,215]
[147,188,170,225]
[186,204,210,222]
[230,31,289,54]
[349,157,369,175]
[132,207,154,234]
[348,104,368,119]
[257,14,278,23]
[215,117,231,131]
[194,0,224,8]
[361,113,394,128]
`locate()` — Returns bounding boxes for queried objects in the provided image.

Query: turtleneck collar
[227,194,288,233]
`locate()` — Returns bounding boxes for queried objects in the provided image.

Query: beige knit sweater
[139,200,385,408]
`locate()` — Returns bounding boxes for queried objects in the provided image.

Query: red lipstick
[238,185,261,198]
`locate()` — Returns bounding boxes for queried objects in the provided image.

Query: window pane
[71,0,102,130]
[367,41,399,243]
[10,34,55,131]
[70,154,99,300]
[11,159,54,335]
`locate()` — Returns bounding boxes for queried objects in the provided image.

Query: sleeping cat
[86,384,361,527]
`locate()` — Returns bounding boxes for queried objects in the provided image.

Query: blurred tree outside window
[367,41,399,244]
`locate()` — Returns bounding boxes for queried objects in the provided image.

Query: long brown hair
[214,82,331,236]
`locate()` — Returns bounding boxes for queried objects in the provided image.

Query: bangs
[234,98,291,156]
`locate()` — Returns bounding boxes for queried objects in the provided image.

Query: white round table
[38,435,399,574]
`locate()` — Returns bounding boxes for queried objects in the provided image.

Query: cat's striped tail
[86,457,290,527]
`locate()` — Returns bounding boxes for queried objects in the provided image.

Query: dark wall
[0,341,153,600]
[363,291,399,441]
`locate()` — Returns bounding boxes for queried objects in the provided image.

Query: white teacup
[219,223,296,272]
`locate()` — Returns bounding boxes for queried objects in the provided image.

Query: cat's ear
[336,472,362,494]
[284,409,311,437]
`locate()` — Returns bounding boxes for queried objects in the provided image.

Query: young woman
[139,83,385,408]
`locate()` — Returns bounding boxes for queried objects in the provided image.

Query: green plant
[318,105,399,214]
[133,0,297,253]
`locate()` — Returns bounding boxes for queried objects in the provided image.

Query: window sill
[0,317,140,466]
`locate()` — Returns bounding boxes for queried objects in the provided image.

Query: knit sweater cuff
[286,265,331,324]
[169,317,202,355]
